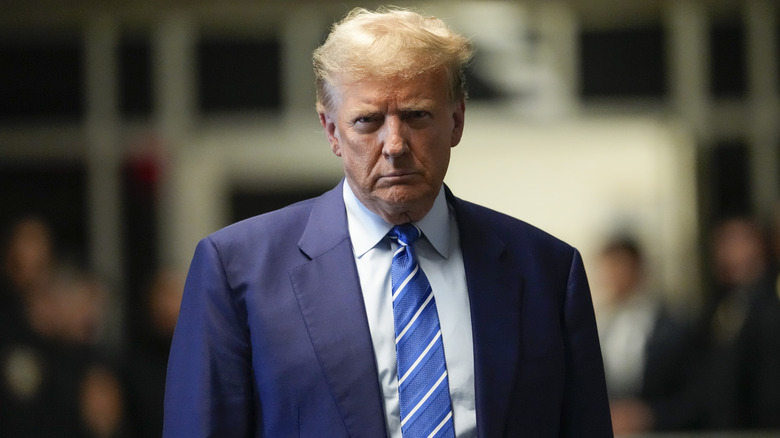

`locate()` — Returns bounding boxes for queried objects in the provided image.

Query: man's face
[319,68,465,225]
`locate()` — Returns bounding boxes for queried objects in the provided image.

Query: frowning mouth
[377,171,420,184]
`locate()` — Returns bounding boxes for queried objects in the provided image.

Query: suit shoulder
[204,197,317,251]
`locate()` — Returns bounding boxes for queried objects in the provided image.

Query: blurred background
[1,0,778,437]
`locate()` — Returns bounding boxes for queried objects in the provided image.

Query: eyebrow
[343,108,381,122]
[399,97,437,110]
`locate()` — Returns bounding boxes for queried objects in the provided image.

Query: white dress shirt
[343,181,477,438]
[597,290,659,399]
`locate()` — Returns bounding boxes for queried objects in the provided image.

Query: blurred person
[1,216,53,292]
[0,217,82,437]
[1,217,125,438]
[0,216,55,340]
[0,282,82,438]
[164,6,611,437]
[79,363,126,438]
[702,216,780,430]
[147,269,185,341]
[50,268,128,438]
[594,237,701,435]
[45,266,128,438]
[47,266,109,347]
[123,268,184,438]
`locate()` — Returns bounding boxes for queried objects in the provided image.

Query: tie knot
[389,223,421,247]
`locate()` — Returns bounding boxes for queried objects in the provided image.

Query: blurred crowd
[593,214,780,435]
[3,210,780,437]
[0,216,183,438]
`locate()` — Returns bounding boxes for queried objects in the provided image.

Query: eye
[403,110,432,128]
[406,110,429,119]
[351,114,382,133]
[351,114,381,125]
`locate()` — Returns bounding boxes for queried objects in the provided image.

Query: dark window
[710,23,747,98]
[0,38,84,121]
[119,36,153,118]
[579,25,667,99]
[197,37,282,112]
[711,141,751,219]
[230,185,332,223]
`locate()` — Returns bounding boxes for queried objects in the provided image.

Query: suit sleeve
[163,237,255,437]
[560,249,614,436]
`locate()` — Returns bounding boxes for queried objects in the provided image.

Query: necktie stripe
[407,377,452,428]
[395,291,434,343]
[396,313,441,386]
[398,329,443,385]
[397,328,442,382]
[400,370,448,427]
[401,356,447,407]
[392,264,420,301]
[406,390,453,438]
[427,411,453,438]
[394,281,432,323]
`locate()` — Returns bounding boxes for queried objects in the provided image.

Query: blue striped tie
[389,224,455,438]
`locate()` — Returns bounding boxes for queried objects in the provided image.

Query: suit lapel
[450,192,524,438]
[290,182,388,438]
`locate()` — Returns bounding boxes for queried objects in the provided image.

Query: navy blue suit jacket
[163,181,612,437]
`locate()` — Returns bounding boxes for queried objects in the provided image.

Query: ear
[450,99,466,148]
[319,112,341,156]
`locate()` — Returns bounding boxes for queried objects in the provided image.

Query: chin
[374,185,433,211]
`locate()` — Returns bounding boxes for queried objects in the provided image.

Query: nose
[381,116,408,158]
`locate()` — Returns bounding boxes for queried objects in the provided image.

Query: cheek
[340,139,377,175]
[416,136,452,171]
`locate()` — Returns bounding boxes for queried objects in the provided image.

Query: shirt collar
[343,181,450,259]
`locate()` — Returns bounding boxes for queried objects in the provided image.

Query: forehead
[330,68,450,111]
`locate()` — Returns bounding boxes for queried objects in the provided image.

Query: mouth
[377,171,419,185]
[384,170,413,178]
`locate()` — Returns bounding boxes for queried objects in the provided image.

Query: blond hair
[313,7,475,113]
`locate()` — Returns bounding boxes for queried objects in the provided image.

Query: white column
[84,15,123,348]
[153,12,200,271]
[281,8,323,115]
[536,1,578,116]
[665,0,711,143]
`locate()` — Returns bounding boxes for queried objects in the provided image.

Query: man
[164,7,612,437]
[594,237,700,433]
[702,217,780,430]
